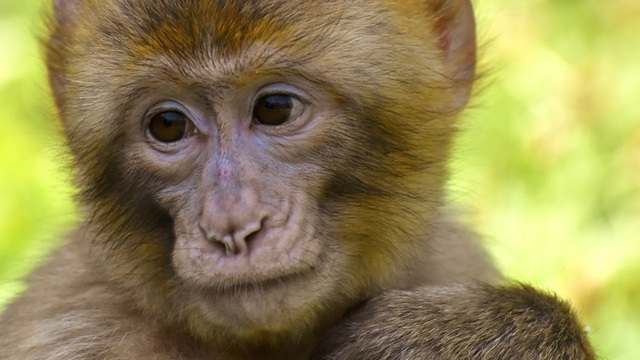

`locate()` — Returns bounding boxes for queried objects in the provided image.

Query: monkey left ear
[52,0,81,25]
[430,0,476,108]
[47,0,83,113]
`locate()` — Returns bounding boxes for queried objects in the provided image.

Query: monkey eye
[253,94,304,126]
[148,111,192,143]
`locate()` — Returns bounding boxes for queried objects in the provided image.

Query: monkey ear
[429,0,476,108]
[48,0,82,112]
[52,0,81,25]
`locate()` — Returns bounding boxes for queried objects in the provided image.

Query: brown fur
[0,0,594,359]
[312,284,595,360]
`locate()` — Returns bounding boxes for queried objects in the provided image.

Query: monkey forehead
[59,1,447,89]
[101,0,350,59]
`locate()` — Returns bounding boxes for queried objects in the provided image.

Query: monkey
[0,0,595,359]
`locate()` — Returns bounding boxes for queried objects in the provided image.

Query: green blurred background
[0,0,638,358]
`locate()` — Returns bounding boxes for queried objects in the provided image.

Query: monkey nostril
[209,240,228,255]
[245,229,259,244]
[219,234,237,255]
[230,220,264,255]
[204,232,243,256]
[199,218,266,257]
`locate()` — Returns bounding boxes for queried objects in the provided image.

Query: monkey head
[46,0,476,347]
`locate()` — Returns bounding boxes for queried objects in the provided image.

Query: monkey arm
[311,284,596,360]
[0,238,203,360]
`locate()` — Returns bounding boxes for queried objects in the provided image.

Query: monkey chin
[179,265,349,348]
[191,270,335,333]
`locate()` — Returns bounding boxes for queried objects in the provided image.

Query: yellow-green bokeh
[0,1,638,359]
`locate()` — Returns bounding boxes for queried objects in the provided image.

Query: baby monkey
[0,0,595,359]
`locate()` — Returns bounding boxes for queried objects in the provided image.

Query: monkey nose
[199,219,263,256]
[199,187,268,256]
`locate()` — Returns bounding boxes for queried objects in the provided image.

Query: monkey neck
[194,310,338,359]
[197,331,315,360]
[139,315,315,359]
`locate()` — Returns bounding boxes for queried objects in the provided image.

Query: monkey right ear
[390,0,477,109]
[429,0,476,109]
[392,0,476,109]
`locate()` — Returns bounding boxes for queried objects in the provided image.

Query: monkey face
[142,83,328,287]
[133,77,353,327]
[48,0,473,340]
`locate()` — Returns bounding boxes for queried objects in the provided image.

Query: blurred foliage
[0,0,76,310]
[452,1,640,358]
[0,0,638,359]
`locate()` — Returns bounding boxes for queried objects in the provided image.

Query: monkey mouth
[171,229,322,291]
[201,267,316,294]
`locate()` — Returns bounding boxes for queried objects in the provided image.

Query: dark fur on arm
[312,284,596,360]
